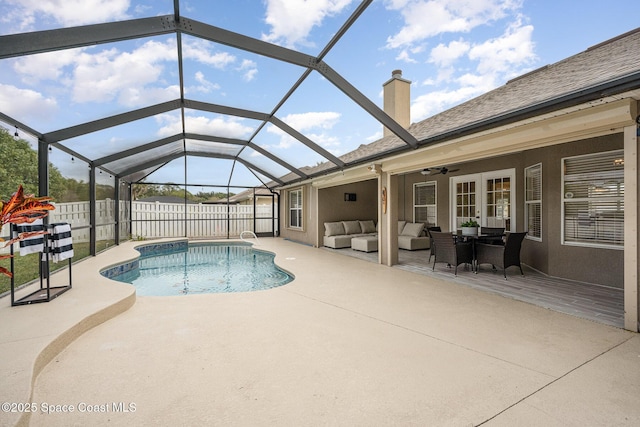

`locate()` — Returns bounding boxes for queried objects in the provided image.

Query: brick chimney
[382,69,411,137]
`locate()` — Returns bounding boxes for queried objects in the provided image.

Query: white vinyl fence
[131,201,278,239]
[2,200,278,247]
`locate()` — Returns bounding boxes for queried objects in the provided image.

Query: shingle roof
[214,187,276,204]
[299,27,640,177]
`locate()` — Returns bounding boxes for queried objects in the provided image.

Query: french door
[450,169,516,232]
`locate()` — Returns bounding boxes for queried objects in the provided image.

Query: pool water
[109,242,293,296]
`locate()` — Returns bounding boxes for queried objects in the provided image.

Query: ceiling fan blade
[421,166,458,176]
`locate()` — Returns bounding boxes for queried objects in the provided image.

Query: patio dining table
[455,233,506,270]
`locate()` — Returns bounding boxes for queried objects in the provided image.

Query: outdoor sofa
[323,220,377,249]
[397,220,430,250]
[322,220,430,251]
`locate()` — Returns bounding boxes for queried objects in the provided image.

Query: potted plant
[460,218,479,236]
[0,185,54,278]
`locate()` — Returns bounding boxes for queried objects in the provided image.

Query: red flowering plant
[0,185,55,278]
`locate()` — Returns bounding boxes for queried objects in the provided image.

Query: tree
[0,128,68,201]
[0,129,39,199]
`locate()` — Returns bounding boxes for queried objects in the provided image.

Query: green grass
[0,242,94,295]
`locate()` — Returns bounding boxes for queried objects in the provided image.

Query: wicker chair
[475,232,527,279]
[426,226,441,262]
[479,227,505,245]
[430,231,473,275]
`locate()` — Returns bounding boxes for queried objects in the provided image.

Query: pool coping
[99,239,189,280]
[0,237,297,427]
[0,239,181,427]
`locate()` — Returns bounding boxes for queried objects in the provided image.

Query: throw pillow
[398,220,406,235]
[401,222,424,237]
[325,222,345,237]
[359,220,376,234]
[342,220,362,235]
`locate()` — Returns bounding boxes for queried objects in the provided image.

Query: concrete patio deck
[1,238,639,426]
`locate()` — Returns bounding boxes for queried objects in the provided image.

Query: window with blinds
[288,188,303,229]
[525,163,542,241]
[414,182,437,227]
[562,150,624,248]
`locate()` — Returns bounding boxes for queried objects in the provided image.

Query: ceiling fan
[421,166,459,175]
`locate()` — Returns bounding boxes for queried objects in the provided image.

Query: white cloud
[366,130,383,142]
[155,113,255,139]
[237,59,258,82]
[410,83,486,121]
[396,49,418,63]
[261,0,355,48]
[468,19,535,74]
[405,12,536,122]
[0,83,58,122]
[267,111,341,149]
[385,0,522,49]
[190,71,221,94]
[72,43,172,105]
[242,69,258,82]
[119,85,181,107]
[282,111,340,131]
[11,37,242,108]
[14,40,176,106]
[428,39,471,67]
[182,39,236,69]
[13,49,80,83]
[306,133,341,148]
[8,0,131,28]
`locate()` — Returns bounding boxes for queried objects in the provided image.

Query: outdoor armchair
[479,227,505,245]
[430,231,473,276]
[426,226,441,262]
[475,232,527,279]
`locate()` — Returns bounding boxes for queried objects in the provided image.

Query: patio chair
[479,227,505,245]
[430,231,473,275]
[426,226,441,262]
[475,232,527,279]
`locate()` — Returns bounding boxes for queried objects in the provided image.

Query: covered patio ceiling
[0,0,419,190]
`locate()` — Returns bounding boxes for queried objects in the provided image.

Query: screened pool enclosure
[0,0,422,267]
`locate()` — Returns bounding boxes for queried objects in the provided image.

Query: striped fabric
[48,222,74,263]
[13,219,45,256]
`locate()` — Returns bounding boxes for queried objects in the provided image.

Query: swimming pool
[102,241,293,296]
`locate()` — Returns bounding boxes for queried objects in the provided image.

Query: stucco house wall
[534,134,624,287]
[398,133,624,288]
[278,184,316,246]
[317,179,378,225]
[279,180,378,247]
[280,131,625,288]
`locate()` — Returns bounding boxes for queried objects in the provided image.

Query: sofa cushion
[401,222,424,237]
[342,220,362,235]
[398,220,406,235]
[398,235,430,250]
[325,221,345,237]
[359,220,376,234]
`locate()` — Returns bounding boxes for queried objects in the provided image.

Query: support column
[624,124,639,332]
[114,178,120,245]
[37,139,49,197]
[89,165,96,256]
[310,185,319,247]
[379,172,398,266]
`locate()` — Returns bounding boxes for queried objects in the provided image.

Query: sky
[0,0,638,189]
